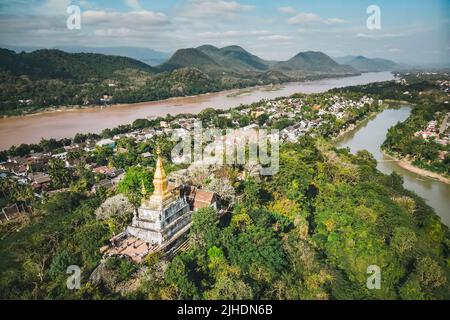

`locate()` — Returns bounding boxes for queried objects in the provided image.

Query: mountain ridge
[1,45,171,66]
[0,48,157,81]
[158,45,359,79]
[334,55,399,72]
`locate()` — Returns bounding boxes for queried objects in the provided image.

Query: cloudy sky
[0,0,449,65]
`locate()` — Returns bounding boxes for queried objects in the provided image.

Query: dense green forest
[0,47,361,116]
[0,49,226,116]
[1,137,449,299]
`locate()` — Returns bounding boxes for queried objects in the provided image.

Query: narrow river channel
[336,106,450,227]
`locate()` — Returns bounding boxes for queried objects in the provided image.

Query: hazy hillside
[197,45,271,72]
[0,48,157,81]
[56,46,170,66]
[159,46,359,79]
[158,48,223,73]
[335,55,398,72]
[272,51,357,76]
[0,46,366,115]
[1,45,171,66]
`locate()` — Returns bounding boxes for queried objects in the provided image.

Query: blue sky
[0,0,449,65]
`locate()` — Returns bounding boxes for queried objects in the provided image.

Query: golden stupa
[143,146,174,208]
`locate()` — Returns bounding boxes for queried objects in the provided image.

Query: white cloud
[388,48,401,52]
[198,30,242,38]
[37,0,71,15]
[328,18,347,24]
[288,12,347,25]
[181,0,254,18]
[249,30,271,35]
[258,35,293,41]
[356,33,403,39]
[278,7,296,14]
[82,10,170,28]
[124,0,141,10]
[197,30,271,39]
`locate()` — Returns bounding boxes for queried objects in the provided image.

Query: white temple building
[101,147,217,262]
[126,147,191,246]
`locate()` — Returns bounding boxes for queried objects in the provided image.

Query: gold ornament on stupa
[144,146,174,207]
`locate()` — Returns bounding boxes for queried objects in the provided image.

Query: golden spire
[147,146,173,205]
[141,180,147,196]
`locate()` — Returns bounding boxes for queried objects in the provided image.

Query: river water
[0,72,394,150]
[336,106,450,227]
[0,71,447,226]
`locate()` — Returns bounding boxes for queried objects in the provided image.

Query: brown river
[0,72,393,150]
[1,71,448,226]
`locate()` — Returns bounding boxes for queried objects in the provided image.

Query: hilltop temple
[126,147,191,246]
[102,147,217,262]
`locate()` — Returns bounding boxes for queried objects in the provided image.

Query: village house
[0,161,27,177]
[18,99,33,105]
[184,186,218,211]
[96,138,116,149]
[91,179,115,193]
[100,94,112,103]
[28,172,51,190]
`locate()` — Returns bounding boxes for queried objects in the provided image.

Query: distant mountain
[0,48,223,115]
[0,48,156,80]
[0,45,367,116]
[159,46,358,79]
[159,45,272,75]
[56,46,171,66]
[2,45,171,66]
[335,55,398,72]
[158,48,224,74]
[272,51,356,76]
[197,45,271,72]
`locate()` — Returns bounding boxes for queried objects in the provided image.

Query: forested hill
[159,45,357,77]
[334,55,399,72]
[0,49,157,81]
[0,46,360,116]
[1,136,449,299]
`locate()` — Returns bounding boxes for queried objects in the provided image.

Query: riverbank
[333,105,450,185]
[1,72,363,119]
[383,152,450,185]
[333,109,386,142]
[0,72,395,150]
[333,100,414,143]
[335,105,450,227]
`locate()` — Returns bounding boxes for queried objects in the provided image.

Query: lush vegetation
[0,47,361,116]
[1,137,449,300]
[341,72,450,177]
[1,76,448,300]
[383,102,449,176]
